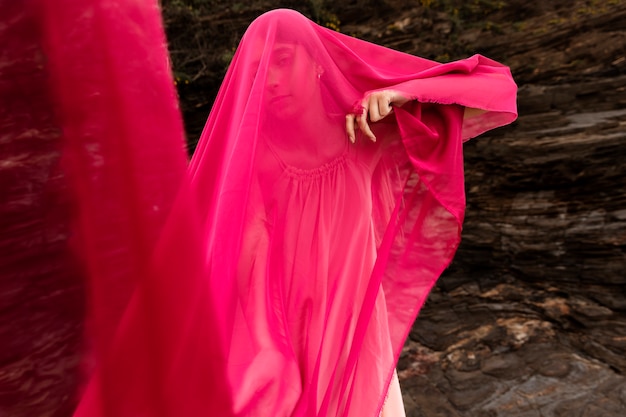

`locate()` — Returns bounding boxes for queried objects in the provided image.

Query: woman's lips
[269,95,292,105]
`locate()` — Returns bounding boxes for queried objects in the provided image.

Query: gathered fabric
[29,2,517,416]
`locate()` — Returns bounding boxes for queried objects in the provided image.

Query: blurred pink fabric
[33,2,517,417]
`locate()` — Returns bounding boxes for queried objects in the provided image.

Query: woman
[189,9,516,416]
[68,7,517,417]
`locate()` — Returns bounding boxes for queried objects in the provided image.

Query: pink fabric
[33,3,516,417]
[34,0,189,410]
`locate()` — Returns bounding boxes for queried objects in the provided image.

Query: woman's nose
[267,68,280,88]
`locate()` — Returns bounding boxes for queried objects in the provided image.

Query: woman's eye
[277,55,292,66]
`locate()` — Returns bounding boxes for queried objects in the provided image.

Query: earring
[316,66,324,80]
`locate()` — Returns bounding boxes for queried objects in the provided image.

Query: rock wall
[0,3,84,416]
[401,43,626,417]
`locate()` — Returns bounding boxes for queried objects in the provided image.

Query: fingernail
[350,135,355,143]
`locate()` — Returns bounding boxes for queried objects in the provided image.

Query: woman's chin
[266,108,300,122]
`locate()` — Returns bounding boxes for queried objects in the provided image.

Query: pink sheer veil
[182,9,517,416]
[25,4,516,417]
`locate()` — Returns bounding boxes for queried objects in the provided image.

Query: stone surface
[400,87,626,414]
[0,4,84,417]
[402,251,626,416]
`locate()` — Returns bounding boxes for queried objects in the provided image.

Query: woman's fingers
[357,113,376,142]
[346,107,376,143]
[368,96,383,122]
[346,113,356,143]
[345,112,376,143]
[374,95,392,121]
[346,90,408,143]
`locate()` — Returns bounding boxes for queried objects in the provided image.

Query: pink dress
[27,2,517,416]
[251,133,395,415]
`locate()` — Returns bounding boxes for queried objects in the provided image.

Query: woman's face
[263,43,320,120]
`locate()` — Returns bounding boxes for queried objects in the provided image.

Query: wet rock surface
[401,280,626,416]
[399,92,626,416]
[0,4,85,417]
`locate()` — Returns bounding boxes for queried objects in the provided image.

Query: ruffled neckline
[263,136,349,179]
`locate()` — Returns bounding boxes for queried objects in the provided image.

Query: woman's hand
[346,90,410,143]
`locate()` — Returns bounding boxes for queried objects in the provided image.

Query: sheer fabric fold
[30,3,517,417]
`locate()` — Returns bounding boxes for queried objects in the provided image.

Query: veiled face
[263,43,320,120]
